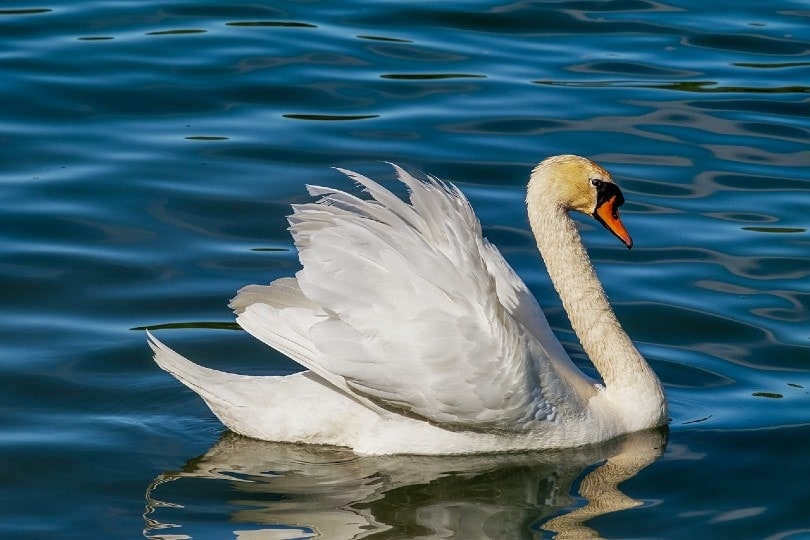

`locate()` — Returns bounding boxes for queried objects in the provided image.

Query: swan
[148,155,667,455]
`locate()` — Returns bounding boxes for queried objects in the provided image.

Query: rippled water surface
[2,1,809,538]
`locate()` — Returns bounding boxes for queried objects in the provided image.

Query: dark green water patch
[184,136,230,141]
[146,28,207,36]
[752,392,783,399]
[283,113,379,121]
[381,73,486,80]
[0,8,52,15]
[134,322,242,332]
[742,226,805,234]
[226,21,317,28]
[357,34,414,43]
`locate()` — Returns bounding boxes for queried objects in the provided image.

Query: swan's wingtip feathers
[305,184,334,198]
[330,162,443,203]
[383,160,407,177]
[332,166,353,176]
[388,162,427,192]
[332,166,371,186]
[385,161,462,199]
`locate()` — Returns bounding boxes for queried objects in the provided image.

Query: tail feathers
[148,330,249,403]
[147,330,377,444]
[147,330,285,416]
[147,330,293,437]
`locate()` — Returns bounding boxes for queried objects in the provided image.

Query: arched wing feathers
[237,165,568,430]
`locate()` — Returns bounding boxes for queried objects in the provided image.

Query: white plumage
[149,155,667,455]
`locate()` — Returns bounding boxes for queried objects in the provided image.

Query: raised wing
[237,165,584,430]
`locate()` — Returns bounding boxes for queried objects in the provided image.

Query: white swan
[148,155,667,455]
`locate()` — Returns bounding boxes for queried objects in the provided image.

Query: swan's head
[528,154,633,248]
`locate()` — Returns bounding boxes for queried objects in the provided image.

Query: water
[1,0,808,537]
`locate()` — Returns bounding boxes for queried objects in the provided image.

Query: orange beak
[595,195,633,249]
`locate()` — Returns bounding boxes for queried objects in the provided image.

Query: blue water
[1,1,809,537]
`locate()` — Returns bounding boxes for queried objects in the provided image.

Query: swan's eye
[591,178,603,188]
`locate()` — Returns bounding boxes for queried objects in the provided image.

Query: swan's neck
[527,195,665,426]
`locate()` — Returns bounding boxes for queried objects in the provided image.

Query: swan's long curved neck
[526,194,665,419]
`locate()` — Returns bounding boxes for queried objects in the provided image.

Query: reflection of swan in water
[144,427,666,539]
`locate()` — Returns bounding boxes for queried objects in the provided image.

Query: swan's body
[149,155,667,455]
